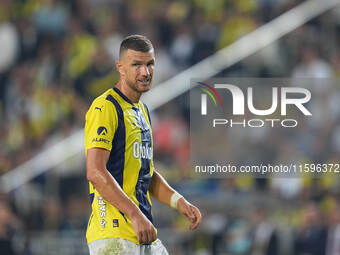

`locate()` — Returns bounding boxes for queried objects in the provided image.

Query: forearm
[150,170,202,230]
[88,168,141,219]
[149,170,179,207]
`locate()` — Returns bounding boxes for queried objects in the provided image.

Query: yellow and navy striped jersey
[85,87,155,245]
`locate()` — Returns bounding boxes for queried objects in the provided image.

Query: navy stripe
[86,213,94,232]
[89,193,94,204]
[87,193,94,232]
[113,87,134,106]
[120,211,128,223]
[133,107,153,223]
[105,95,125,188]
[143,103,152,126]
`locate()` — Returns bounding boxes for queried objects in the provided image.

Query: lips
[138,78,151,85]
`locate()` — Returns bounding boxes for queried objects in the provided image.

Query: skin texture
[87,48,202,244]
[149,171,201,230]
[115,49,155,103]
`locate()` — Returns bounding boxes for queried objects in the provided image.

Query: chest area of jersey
[123,107,153,160]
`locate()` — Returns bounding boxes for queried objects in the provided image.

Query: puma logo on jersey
[95,105,103,112]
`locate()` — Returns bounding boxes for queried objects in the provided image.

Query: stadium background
[0,0,340,254]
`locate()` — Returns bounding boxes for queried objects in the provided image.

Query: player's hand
[177,198,202,230]
[130,211,157,244]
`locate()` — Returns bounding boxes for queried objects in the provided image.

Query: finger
[144,229,150,244]
[190,220,199,230]
[187,206,196,222]
[192,206,201,223]
[138,231,144,244]
[151,227,157,242]
[146,229,153,244]
[190,218,199,230]
[182,204,195,221]
[142,231,147,244]
[189,207,202,230]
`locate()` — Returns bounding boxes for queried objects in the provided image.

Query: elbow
[86,167,107,186]
[86,168,95,183]
[87,168,99,184]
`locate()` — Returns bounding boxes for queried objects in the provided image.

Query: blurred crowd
[0,0,340,254]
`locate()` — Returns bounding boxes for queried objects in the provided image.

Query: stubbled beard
[126,79,151,93]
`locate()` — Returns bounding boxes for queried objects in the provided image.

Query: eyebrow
[131,59,155,64]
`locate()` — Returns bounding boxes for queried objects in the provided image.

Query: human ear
[116,61,125,76]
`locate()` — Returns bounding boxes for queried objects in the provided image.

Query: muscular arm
[149,170,176,206]
[149,170,202,230]
[86,147,140,217]
[86,147,156,243]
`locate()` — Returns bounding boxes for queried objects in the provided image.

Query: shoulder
[86,89,119,119]
[89,89,116,111]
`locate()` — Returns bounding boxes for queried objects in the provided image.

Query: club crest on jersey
[97,126,108,136]
[113,219,119,228]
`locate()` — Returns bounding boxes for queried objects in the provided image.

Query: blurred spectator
[223,218,252,254]
[60,195,89,231]
[33,0,69,37]
[249,208,278,255]
[170,24,194,69]
[294,203,327,255]
[40,198,62,231]
[0,21,18,73]
[153,109,189,169]
[16,18,38,62]
[292,45,334,79]
[0,199,20,255]
[326,202,340,255]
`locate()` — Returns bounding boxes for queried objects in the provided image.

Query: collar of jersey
[113,87,139,109]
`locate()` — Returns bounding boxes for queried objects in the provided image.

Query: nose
[140,65,150,76]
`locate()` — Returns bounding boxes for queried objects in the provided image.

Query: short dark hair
[119,35,153,58]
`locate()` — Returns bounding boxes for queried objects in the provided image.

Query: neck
[116,80,141,103]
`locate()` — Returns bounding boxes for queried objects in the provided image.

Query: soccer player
[85,35,202,254]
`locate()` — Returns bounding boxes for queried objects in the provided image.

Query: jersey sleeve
[85,97,117,152]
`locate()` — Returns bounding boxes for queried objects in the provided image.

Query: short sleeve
[85,97,117,153]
